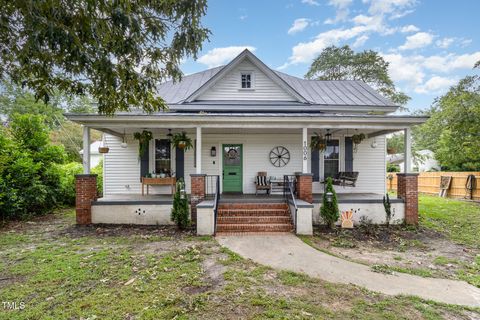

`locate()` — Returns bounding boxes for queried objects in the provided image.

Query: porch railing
[284,175,297,233]
[205,175,220,234]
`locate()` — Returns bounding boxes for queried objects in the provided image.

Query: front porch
[71,113,421,232]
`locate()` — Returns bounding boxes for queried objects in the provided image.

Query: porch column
[82,126,91,174]
[404,127,412,173]
[196,127,202,174]
[302,127,308,173]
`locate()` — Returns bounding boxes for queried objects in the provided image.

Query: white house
[79,141,103,169]
[387,149,440,172]
[67,50,426,234]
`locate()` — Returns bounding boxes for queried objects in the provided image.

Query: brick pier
[397,173,419,225]
[75,174,98,225]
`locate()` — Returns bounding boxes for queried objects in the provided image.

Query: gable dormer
[185,50,307,103]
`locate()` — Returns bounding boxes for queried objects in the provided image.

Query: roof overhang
[66,112,428,131]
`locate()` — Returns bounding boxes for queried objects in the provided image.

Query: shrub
[171,178,190,229]
[91,160,103,196]
[0,114,66,220]
[57,162,83,206]
[320,177,339,228]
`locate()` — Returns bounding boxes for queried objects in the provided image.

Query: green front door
[222,144,243,193]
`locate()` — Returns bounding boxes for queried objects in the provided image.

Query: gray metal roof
[155,57,398,108]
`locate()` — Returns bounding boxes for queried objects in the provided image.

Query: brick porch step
[216,223,294,232]
[218,209,290,217]
[218,203,288,210]
[217,216,291,224]
[216,202,293,234]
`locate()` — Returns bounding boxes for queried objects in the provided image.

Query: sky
[180,0,480,112]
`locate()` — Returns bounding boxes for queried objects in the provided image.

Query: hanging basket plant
[172,131,193,151]
[133,130,153,157]
[98,146,109,154]
[310,132,327,151]
[352,133,366,153]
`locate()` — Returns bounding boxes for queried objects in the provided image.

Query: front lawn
[303,195,480,289]
[1,209,478,319]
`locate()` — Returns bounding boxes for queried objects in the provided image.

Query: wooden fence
[387,172,480,200]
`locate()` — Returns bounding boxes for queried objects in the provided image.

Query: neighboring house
[387,149,440,172]
[67,49,426,233]
[79,141,103,169]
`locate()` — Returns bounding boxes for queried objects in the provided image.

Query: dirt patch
[308,225,479,282]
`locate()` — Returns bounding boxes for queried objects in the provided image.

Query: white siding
[103,133,387,196]
[103,134,141,195]
[197,60,296,101]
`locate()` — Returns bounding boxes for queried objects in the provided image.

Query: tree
[305,45,410,106]
[320,177,339,229]
[387,133,404,154]
[414,70,480,171]
[0,1,209,115]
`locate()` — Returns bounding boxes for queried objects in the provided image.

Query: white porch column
[82,126,91,174]
[302,127,308,173]
[196,127,202,174]
[404,127,412,173]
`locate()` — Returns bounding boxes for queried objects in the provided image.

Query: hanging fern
[133,130,153,157]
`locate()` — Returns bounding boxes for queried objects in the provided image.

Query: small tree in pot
[171,178,190,229]
[321,177,339,229]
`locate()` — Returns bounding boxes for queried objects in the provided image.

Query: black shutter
[175,147,184,180]
[345,137,353,172]
[140,140,149,181]
[311,149,320,182]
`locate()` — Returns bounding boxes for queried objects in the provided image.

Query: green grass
[419,195,480,248]
[0,209,479,319]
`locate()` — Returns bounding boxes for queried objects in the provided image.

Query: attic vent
[241,73,252,88]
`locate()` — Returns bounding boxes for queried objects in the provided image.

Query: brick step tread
[218,203,288,209]
[218,208,289,213]
[216,232,293,236]
[217,216,292,224]
[216,224,294,232]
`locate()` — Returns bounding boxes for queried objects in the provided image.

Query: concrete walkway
[217,234,480,307]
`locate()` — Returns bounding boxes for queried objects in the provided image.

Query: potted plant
[98,146,109,154]
[133,130,153,157]
[310,132,327,151]
[172,131,193,151]
[351,133,366,153]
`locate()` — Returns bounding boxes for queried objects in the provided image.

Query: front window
[324,140,339,179]
[241,73,252,88]
[155,139,171,175]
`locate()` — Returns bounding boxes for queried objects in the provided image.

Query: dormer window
[241,73,252,88]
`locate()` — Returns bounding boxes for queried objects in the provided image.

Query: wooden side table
[141,177,176,195]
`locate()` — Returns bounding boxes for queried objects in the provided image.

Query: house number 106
[303,141,308,160]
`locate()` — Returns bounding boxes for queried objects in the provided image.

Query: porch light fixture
[325,129,332,142]
[326,191,334,203]
[210,146,216,157]
[121,129,128,148]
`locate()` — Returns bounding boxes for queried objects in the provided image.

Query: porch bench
[332,172,359,187]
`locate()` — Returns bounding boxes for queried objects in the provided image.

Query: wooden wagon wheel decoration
[269,146,290,167]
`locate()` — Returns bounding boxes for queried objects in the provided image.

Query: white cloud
[366,0,417,16]
[301,0,319,6]
[324,0,353,24]
[284,25,373,66]
[414,76,456,94]
[399,32,434,50]
[353,35,369,47]
[197,46,256,68]
[239,15,248,21]
[400,25,419,33]
[382,53,425,85]
[435,37,455,49]
[288,18,310,35]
